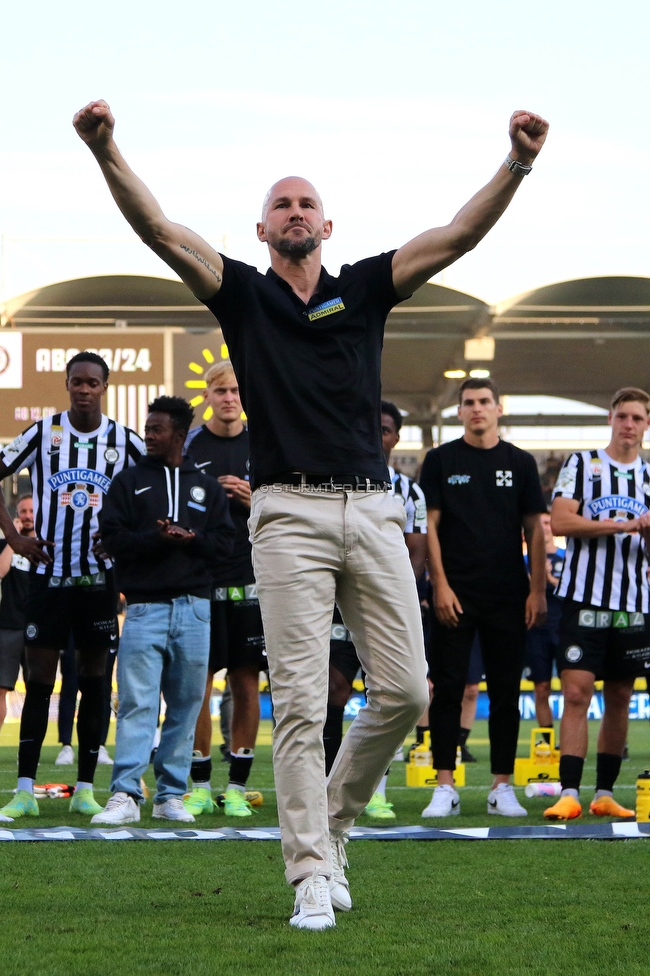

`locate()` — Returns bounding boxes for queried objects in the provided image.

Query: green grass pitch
[1,718,650,976]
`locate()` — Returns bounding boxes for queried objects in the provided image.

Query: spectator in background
[420,377,547,818]
[0,494,34,737]
[184,361,267,819]
[91,396,233,825]
[525,511,564,733]
[0,352,144,822]
[545,388,650,821]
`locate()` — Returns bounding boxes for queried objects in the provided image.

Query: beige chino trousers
[249,486,429,884]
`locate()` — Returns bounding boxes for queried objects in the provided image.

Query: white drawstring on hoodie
[163,465,180,523]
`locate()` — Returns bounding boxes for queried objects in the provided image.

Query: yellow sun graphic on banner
[184,344,246,421]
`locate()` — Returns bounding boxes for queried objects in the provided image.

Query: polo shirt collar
[265,265,336,307]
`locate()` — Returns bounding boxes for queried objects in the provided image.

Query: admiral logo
[448,474,471,485]
[585,495,648,519]
[47,468,112,494]
[306,298,345,322]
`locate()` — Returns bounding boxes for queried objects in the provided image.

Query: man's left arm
[522,512,547,629]
[391,110,549,298]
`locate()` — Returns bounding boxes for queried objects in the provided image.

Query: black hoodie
[100,454,234,603]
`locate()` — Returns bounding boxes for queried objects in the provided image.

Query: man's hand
[525,591,547,630]
[9,534,54,566]
[433,580,463,628]
[509,110,549,165]
[157,519,196,545]
[73,100,115,151]
[91,530,108,561]
[637,512,650,547]
[218,475,251,508]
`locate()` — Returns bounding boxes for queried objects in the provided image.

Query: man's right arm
[550,497,639,538]
[73,100,224,302]
[427,509,463,628]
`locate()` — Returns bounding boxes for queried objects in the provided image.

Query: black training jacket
[100,454,234,603]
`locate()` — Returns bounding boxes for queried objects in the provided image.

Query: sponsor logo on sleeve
[554,467,576,493]
[2,433,29,458]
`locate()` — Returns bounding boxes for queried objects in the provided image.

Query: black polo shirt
[419,438,546,602]
[204,252,400,488]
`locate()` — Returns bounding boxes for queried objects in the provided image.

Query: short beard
[275,236,319,257]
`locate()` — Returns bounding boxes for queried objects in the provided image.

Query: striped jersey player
[0,352,144,823]
[544,387,650,824]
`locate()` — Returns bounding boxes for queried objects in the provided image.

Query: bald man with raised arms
[73,99,548,929]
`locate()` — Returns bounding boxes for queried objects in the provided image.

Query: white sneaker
[329,830,352,912]
[290,872,335,930]
[97,745,114,765]
[55,745,75,765]
[487,783,528,817]
[91,792,140,825]
[421,784,460,817]
[152,796,195,822]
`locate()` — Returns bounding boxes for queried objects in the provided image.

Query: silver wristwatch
[505,154,533,176]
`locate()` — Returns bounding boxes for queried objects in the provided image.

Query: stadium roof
[3,272,650,427]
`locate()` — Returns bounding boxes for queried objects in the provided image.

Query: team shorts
[0,629,23,689]
[24,570,118,654]
[209,585,267,674]
[557,601,650,680]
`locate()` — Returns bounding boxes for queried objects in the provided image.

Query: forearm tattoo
[180,243,222,282]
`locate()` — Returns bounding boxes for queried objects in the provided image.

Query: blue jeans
[111,596,210,804]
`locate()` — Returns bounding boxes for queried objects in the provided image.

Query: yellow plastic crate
[513,727,561,786]
[406,763,466,788]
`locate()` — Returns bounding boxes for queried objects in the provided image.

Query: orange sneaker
[589,795,635,819]
[544,795,582,820]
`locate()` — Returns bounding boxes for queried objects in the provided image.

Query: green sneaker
[364,792,396,820]
[0,789,39,819]
[69,788,103,816]
[223,787,254,818]
[183,787,215,816]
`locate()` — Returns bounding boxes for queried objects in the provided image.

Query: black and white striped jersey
[388,466,427,534]
[552,448,650,611]
[0,413,145,578]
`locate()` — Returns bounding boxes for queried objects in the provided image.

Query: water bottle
[636,770,650,822]
[525,782,562,798]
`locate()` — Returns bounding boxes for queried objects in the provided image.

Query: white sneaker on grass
[290,872,335,930]
[421,784,460,817]
[152,796,195,822]
[329,830,352,911]
[55,745,74,765]
[487,783,528,816]
[97,745,113,765]
[91,792,140,825]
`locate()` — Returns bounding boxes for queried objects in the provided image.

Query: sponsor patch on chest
[306,298,345,322]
